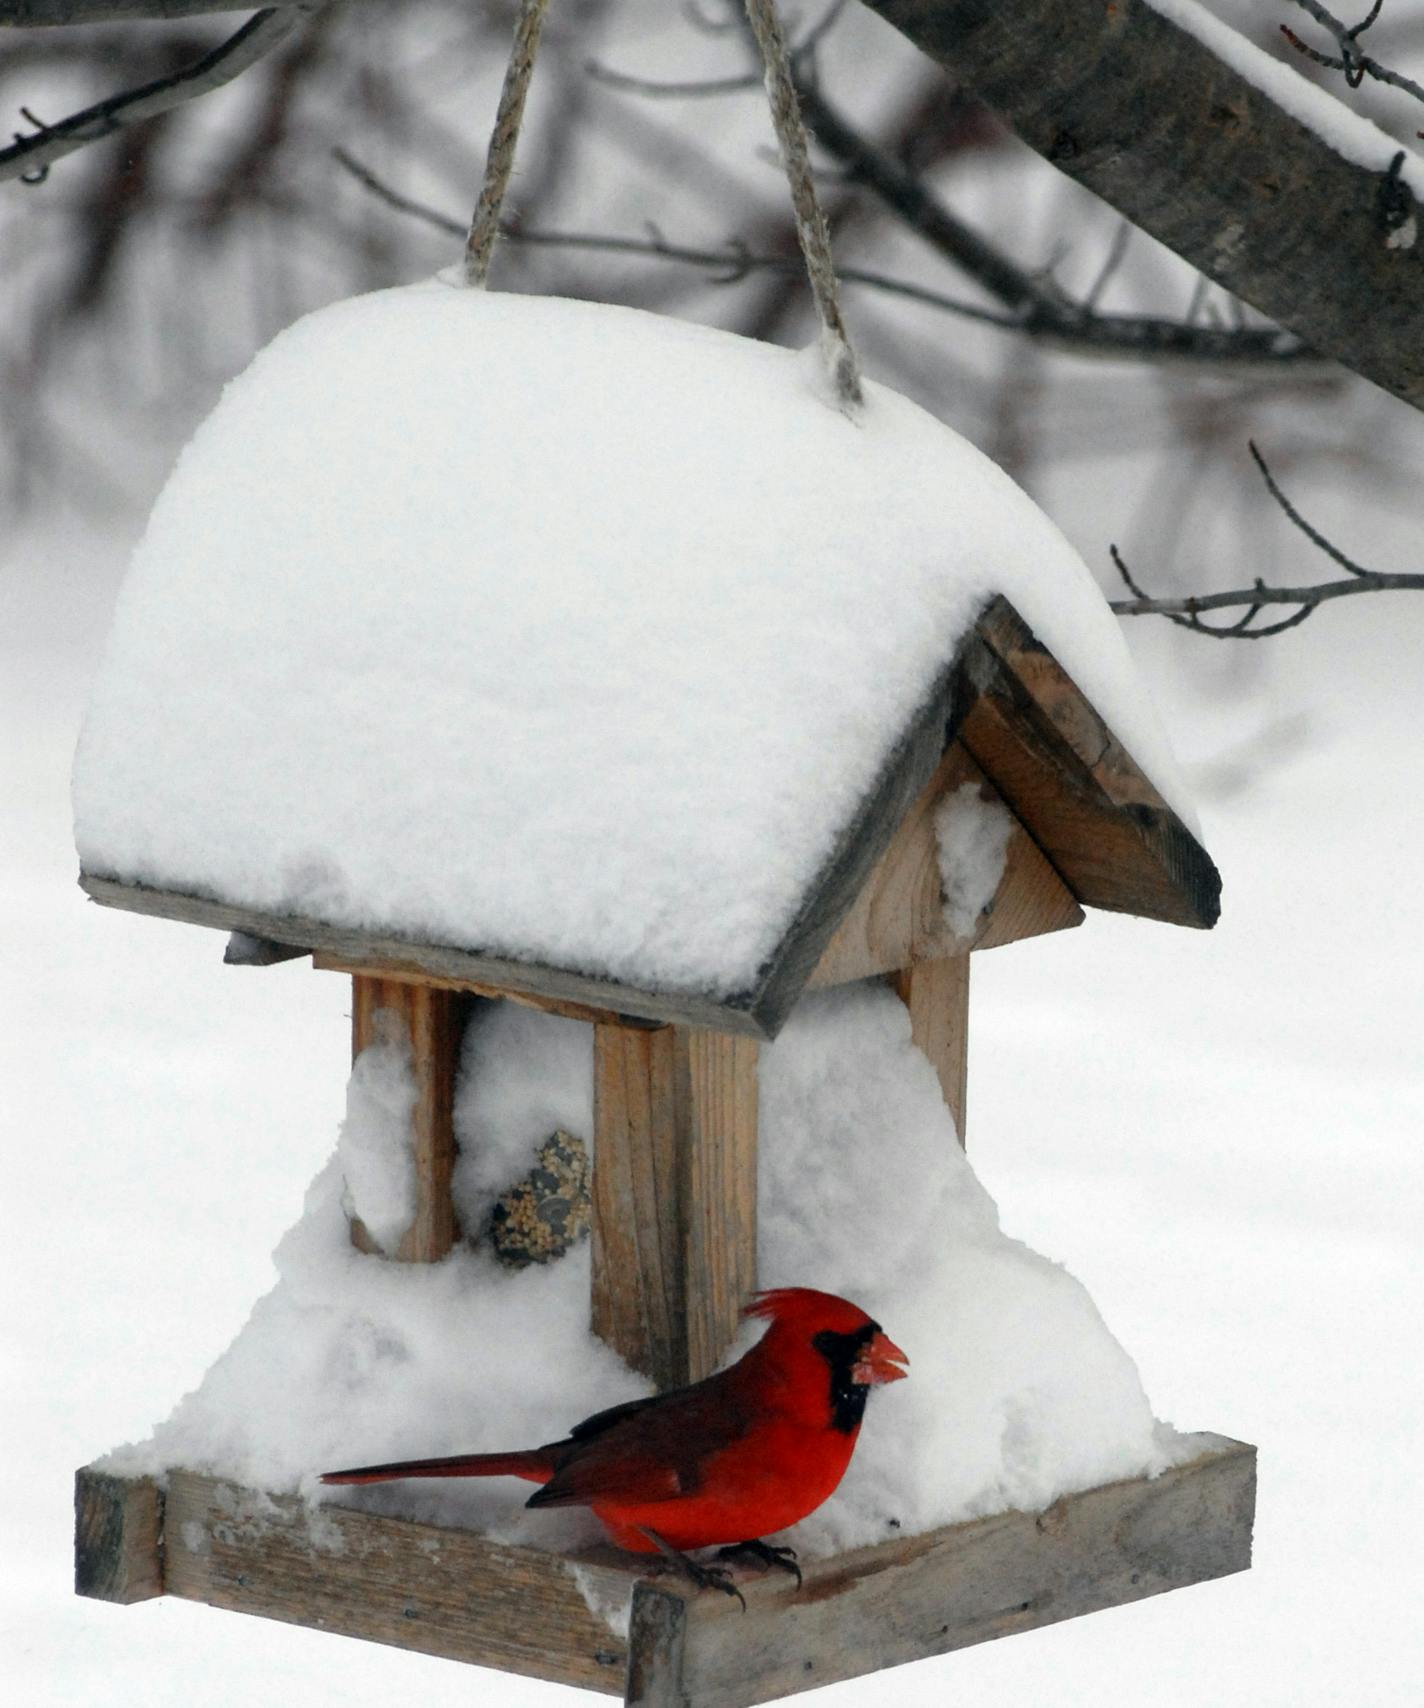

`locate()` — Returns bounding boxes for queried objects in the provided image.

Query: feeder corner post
[591,1021,759,1390]
[348,973,465,1262]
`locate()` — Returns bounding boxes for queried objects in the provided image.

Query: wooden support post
[348,976,462,1263]
[892,957,969,1145]
[74,1468,164,1604]
[591,1024,759,1389]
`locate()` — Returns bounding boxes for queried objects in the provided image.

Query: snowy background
[5,0,1424,1702]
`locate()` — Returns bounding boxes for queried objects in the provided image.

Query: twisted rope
[465,0,552,288]
[743,0,863,409]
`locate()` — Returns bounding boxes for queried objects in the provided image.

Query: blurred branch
[1281,0,1424,106]
[0,3,324,185]
[1109,441,1424,638]
[588,41,1323,369]
[0,1,293,21]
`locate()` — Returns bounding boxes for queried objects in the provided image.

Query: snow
[1148,0,1424,197]
[96,982,1172,1559]
[9,525,1424,1706]
[335,1009,418,1255]
[73,283,1196,1001]
[934,782,1014,942]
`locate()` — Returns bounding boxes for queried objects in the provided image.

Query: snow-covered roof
[73,283,1213,1030]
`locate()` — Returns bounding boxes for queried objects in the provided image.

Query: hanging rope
[742,0,863,410]
[464,0,552,288]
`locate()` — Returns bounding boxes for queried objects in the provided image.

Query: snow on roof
[73,281,1195,999]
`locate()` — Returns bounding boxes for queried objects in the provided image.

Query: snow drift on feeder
[73,282,1195,1000]
[96,987,1190,1554]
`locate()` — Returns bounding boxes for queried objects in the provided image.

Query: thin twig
[1109,441,1424,637]
[1282,0,1424,105]
[0,5,323,187]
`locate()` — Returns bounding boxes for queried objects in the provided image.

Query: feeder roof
[73,283,1217,1035]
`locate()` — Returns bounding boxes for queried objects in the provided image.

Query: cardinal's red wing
[528,1371,756,1510]
[524,1454,683,1509]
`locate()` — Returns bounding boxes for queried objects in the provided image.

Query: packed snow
[73,284,1195,1001]
[934,782,1014,942]
[97,985,1181,1555]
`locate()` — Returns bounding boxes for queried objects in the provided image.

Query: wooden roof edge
[966,596,1222,930]
[77,872,772,1039]
[748,636,978,1037]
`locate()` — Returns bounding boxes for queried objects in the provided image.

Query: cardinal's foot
[717,1539,803,1589]
[636,1527,748,1611]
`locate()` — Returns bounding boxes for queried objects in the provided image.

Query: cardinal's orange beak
[853,1330,909,1385]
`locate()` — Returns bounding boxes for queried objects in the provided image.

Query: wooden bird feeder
[74,585,1254,1704]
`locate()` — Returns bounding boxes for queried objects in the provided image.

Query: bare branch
[1281,0,1424,106]
[0,5,324,186]
[1109,442,1424,638]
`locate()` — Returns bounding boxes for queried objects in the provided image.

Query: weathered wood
[163,1471,635,1693]
[625,1584,691,1708]
[961,598,1220,928]
[639,1434,1255,1708]
[891,957,969,1143]
[74,1468,164,1604]
[312,951,661,1029]
[347,977,462,1263]
[80,874,771,1037]
[140,1435,1250,1704]
[591,1025,758,1390]
[808,744,1081,988]
[223,929,309,966]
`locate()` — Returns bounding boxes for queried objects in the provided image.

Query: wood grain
[591,1025,758,1389]
[962,600,1221,928]
[132,1435,1250,1705]
[347,977,462,1263]
[807,744,1081,988]
[74,1468,164,1604]
[642,1433,1255,1708]
[891,957,969,1143]
[163,1471,636,1694]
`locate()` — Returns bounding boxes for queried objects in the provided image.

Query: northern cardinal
[320,1287,907,1596]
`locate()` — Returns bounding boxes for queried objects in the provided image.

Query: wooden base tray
[76,1432,1254,1707]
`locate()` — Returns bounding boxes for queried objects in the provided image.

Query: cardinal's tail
[319,1449,554,1486]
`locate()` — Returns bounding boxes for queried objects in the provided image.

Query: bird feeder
[71,7,1251,1696]
[70,289,1253,1708]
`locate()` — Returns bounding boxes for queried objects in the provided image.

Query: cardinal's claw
[716,1539,803,1589]
[686,1561,747,1610]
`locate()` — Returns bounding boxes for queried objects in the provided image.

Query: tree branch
[0,4,323,186]
[855,0,1424,410]
[1109,440,1424,637]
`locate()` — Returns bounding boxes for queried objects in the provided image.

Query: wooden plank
[807,745,1081,988]
[964,599,1221,929]
[223,930,309,966]
[114,1437,1251,1703]
[74,1468,164,1604]
[591,1025,759,1389]
[163,1471,636,1694]
[347,977,462,1263]
[79,875,770,1038]
[637,1434,1255,1708]
[312,951,661,1029]
[891,957,969,1144]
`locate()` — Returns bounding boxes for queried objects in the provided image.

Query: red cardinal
[320,1287,907,1593]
